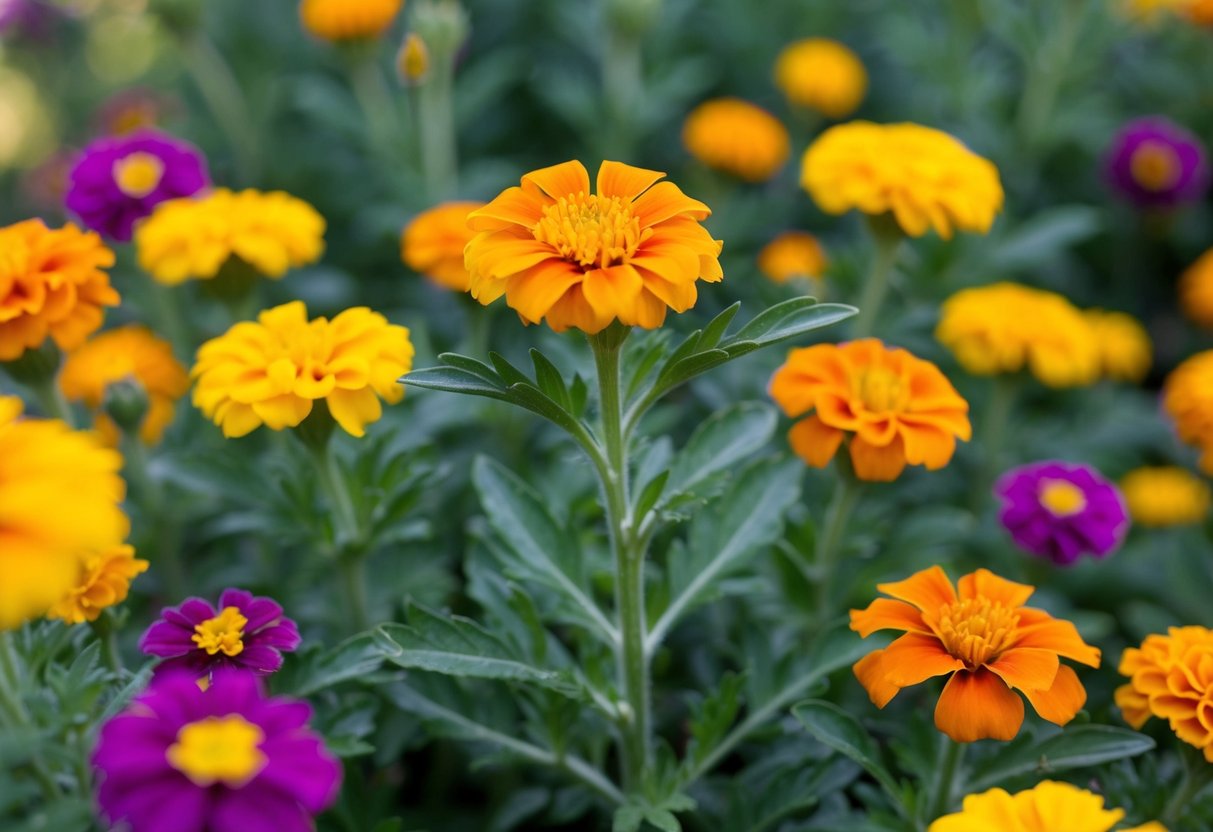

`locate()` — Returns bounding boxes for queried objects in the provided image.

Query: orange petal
[849,434,907,481]
[878,633,965,687]
[1023,664,1086,727]
[596,160,665,201]
[957,568,1035,607]
[468,187,545,231]
[850,597,930,638]
[986,647,1059,693]
[853,649,900,708]
[934,668,1025,742]
[631,181,711,227]
[898,424,958,470]
[522,160,591,200]
[787,416,844,468]
[877,565,957,612]
[505,261,586,323]
[1114,683,1152,730]
[1014,610,1101,668]
[580,264,644,321]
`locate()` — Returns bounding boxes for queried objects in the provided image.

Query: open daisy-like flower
[851,566,1101,742]
[464,160,723,333]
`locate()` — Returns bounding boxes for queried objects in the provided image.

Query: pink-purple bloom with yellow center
[1105,116,1209,209]
[995,461,1130,566]
[65,129,209,242]
[140,589,301,679]
[92,670,342,832]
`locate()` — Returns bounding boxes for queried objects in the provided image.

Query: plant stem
[418,46,458,200]
[123,436,187,601]
[1015,0,1082,149]
[181,33,259,182]
[972,374,1018,513]
[928,737,964,821]
[30,376,72,425]
[308,437,371,633]
[91,613,123,675]
[814,454,863,627]
[349,49,401,164]
[851,223,903,338]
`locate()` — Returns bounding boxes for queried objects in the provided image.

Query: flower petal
[850,597,930,638]
[957,568,1035,607]
[876,565,957,613]
[522,160,591,200]
[934,668,1025,742]
[596,160,665,201]
[878,633,965,687]
[853,649,900,708]
[787,416,844,469]
[986,647,1059,693]
[1022,664,1086,727]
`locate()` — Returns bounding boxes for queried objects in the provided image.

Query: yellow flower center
[533,193,642,269]
[192,606,247,657]
[112,151,166,199]
[936,598,1020,668]
[1130,141,1181,192]
[1039,479,1087,517]
[857,367,906,413]
[166,715,267,787]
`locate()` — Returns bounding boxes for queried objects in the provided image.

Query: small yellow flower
[936,282,1100,388]
[757,232,828,284]
[192,301,414,438]
[930,780,1165,832]
[401,201,484,292]
[1085,308,1152,382]
[398,33,430,84]
[802,122,1003,239]
[136,189,325,286]
[773,38,867,119]
[1120,466,1210,527]
[682,98,791,183]
[1163,350,1213,474]
[48,545,148,625]
[1179,247,1213,329]
[299,0,403,41]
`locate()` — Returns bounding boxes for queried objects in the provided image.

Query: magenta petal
[210,788,315,832]
[257,735,343,813]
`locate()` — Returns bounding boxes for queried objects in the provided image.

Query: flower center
[533,193,642,269]
[192,606,247,657]
[166,715,266,787]
[936,598,1020,668]
[1039,479,1087,517]
[112,151,165,199]
[1129,141,1182,193]
[857,367,905,413]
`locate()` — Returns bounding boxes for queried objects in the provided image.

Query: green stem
[30,376,72,425]
[418,48,458,200]
[338,556,372,634]
[123,436,187,601]
[851,225,903,338]
[928,737,964,821]
[1014,0,1082,148]
[814,454,863,627]
[308,437,370,633]
[90,613,123,675]
[0,633,60,799]
[151,282,192,363]
[1164,745,1213,826]
[972,375,1019,513]
[349,50,402,164]
[181,33,260,182]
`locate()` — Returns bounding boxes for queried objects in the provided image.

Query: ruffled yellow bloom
[48,545,148,625]
[773,38,867,119]
[1163,350,1213,474]
[465,160,723,333]
[0,219,119,362]
[401,201,484,292]
[59,325,189,445]
[1117,626,1213,762]
[930,781,1165,832]
[300,0,402,40]
[136,189,325,286]
[801,122,1003,239]
[757,232,828,284]
[1179,247,1213,329]
[1120,466,1210,527]
[0,397,128,630]
[682,98,791,183]
[936,282,1100,388]
[192,301,414,438]
[1085,308,1152,382]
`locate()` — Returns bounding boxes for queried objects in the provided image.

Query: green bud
[606,0,662,37]
[411,0,469,63]
[103,378,150,438]
[2,341,61,388]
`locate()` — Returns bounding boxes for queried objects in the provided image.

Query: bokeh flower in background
[0,0,54,40]
[94,87,176,136]
[401,201,484,291]
[1117,626,1213,762]
[1120,466,1211,527]
[850,566,1100,742]
[929,780,1166,832]
[1162,350,1213,474]
[300,0,403,41]
[681,98,791,182]
[48,545,148,625]
[1084,308,1152,382]
[397,32,430,84]
[757,231,828,284]
[1179,247,1213,328]
[1104,116,1209,209]
[773,37,867,119]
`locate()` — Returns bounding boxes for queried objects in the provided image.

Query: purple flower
[995,461,1130,566]
[0,0,54,39]
[140,588,301,679]
[93,670,342,832]
[65,129,208,242]
[1104,117,1209,209]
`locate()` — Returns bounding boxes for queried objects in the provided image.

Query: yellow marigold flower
[0,396,128,630]
[300,0,402,41]
[682,98,791,183]
[1117,626,1213,762]
[401,201,484,292]
[192,301,414,438]
[773,38,867,119]
[0,219,119,362]
[1163,350,1213,474]
[1085,308,1152,382]
[801,122,1003,239]
[936,282,1100,388]
[398,33,430,84]
[465,160,724,333]
[48,545,148,625]
[1120,466,1211,527]
[136,189,326,286]
[930,781,1166,832]
[757,232,828,284]
[59,325,189,445]
[1179,247,1213,328]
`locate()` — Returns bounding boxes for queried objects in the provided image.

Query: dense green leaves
[792,701,908,816]
[968,725,1156,791]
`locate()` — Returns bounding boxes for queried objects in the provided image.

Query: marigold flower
[47,545,148,625]
[135,189,325,286]
[851,566,1100,742]
[1085,308,1152,382]
[1163,350,1213,474]
[773,38,867,119]
[1179,247,1213,329]
[929,781,1166,832]
[757,231,828,284]
[401,201,484,291]
[682,98,791,182]
[769,339,970,482]
[1120,466,1211,527]
[59,325,189,445]
[93,671,341,832]
[1105,117,1209,209]
[935,282,1100,388]
[801,122,1003,239]
[300,0,402,40]
[1117,626,1213,761]
[192,301,413,438]
[465,160,724,333]
[0,219,119,362]
[0,397,128,630]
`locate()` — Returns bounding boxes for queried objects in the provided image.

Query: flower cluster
[1117,626,1213,762]
[682,98,791,182]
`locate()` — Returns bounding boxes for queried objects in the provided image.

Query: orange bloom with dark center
[464,160,724,333]
[851,566,1100,742]
[768,339,971,481]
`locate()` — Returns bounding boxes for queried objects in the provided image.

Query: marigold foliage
[773,37,867,119]
[681,98,791,183]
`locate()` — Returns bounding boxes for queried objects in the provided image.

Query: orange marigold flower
[768,339,971,482]
[0,219,119,362]
[401,201,485,292]
[1117,626,1213,761]
[930,780,1166,832]
[1179,247,1213,329]
[773,38,867,119]
[464,160,724,333]
[1163,350,1213,474]
[48,545,148,625]
[1085,308,1152,383]
[300,0,402,41]
[757,231,828,284]
[682,98,791,183]
[851,566,1101,742]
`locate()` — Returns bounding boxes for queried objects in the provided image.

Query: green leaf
[291,631,392,697]
[489,351,534,387]
[402,366,509,400]
[683,672,745,771]
[720,298,856,354]
[987,205,1102,271]
[664,403,777,504]
[635,470,670,522]
[697,302,741,350]
[792,700,904,808]
[968,725,1156,791]
[531,349,572,411]
[613,805,645,832]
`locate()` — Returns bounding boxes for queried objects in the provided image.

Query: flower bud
[397,32,430,85]
[103,377,150,438]
[411,0,467,63]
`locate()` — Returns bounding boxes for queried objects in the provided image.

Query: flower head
[757,231,828,284]
[851,566,1100,742]
[929,781,1165,832]
[936,282,1099,388]
[1105,117,1209,208]
[65,130,209,242]
[1117,626,1213,762]
[1120,466,1211,527]
[995,461,1129,566]
[682,98,791,182]
[300,0,401,40]
[1085,308,1152,382]
[401,201,484,291]
[769,339,970,482]
[136,189,325,285]
[1163,350,1213,474]
[1179,247,1213,329]
[48,545,148,625]
[801,122,1003,239]
[0,219,119,362]
[93,670,341,832]
[464,160,723,333]
[773,38,867,119]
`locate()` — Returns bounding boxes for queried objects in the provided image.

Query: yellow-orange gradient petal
[878,633,965,687]
[935,668,1025,742]
[957,568,1035,608]
[786,416,844,468]
[849,597,929,638]
[875,566,957,612]
[1022,664,1087,726]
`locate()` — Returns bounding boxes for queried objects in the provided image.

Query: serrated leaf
[291,632,391,697]
[968,725,1156,791]
[665,403,778,504]
[792,700,904,809]
[402,366,509,399]
[721,299,856,353]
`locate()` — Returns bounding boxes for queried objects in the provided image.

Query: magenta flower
[93,670,342,832]
[995,461,1130,566]
[65,129,209,241]
[140,589,301,679]
[1104,117,1209,209]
